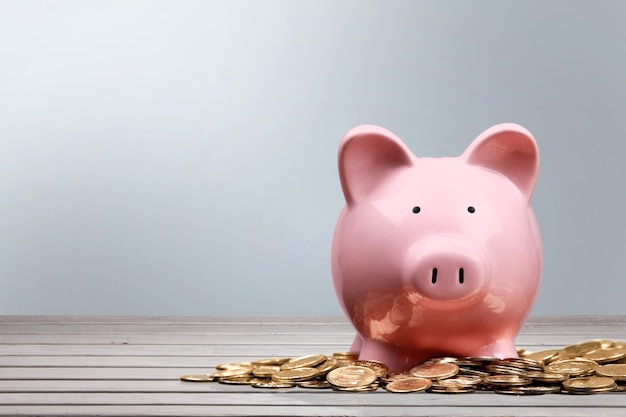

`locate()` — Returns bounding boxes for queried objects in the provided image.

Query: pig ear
[463,123,539,198]
[339,125,415,205]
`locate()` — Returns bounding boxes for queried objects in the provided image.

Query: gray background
[1,0,624,316]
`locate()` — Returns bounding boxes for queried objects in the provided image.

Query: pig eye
[412,206,421,214]
[467,206,476,213]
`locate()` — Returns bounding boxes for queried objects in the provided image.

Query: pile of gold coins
[180,339,626,395]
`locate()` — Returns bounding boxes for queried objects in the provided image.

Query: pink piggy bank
[331,123,542,371]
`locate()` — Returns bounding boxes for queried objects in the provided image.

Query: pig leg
[350,334,363,353]
[474,339,519,359]
[358,339,421,372]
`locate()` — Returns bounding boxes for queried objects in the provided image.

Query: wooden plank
[0,367,205,380]
[0,333,354,345]
[0,315,351,324]
[0,356,245,368]
[1,333,625,346]
[1,315,623,325]
[1,315,625,417]
[0,340,623,357]
[0,391,624,407]
[0,405,621,417]
[1,316,624,335]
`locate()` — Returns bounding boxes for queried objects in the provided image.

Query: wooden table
[0,315,625,416]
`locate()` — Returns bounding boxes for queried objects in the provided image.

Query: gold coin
[351,360,390,378]
[515,385,561,394]
[251,380,296,389]
[612,384,626,392]
[523,349,560,364]
[315,357,339,375]
[332,383,379,392]
[382,370,414,383]
[281,354,326,370]
[432,375,482,388]
[596,363,626,381]
[582,346,626,364]
[179,374,216,382]
[297,380,332,389]
[216,362,252,370]
[410,362,459,380]
[594,339,616,349]
[250,357,291,367]
[252,365,280,377]
[524,371,568,383]
[428,386,475,394]
[272,367,319,381]
[327,365,377,388]
[333,351,359,360]
[544,359,598,376]
[557,341,602,360]
[210,366,252,378]
[501,357,543,370]
[485,364,528,376]
[218,376,259,385]
[563,376,616,392]
[458,367,490,377]
[385,377,432,393]
[483,374,532,386]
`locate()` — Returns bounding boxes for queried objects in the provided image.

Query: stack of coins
[180,339,626,395]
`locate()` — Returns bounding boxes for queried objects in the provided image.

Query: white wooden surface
[0,315,625,417]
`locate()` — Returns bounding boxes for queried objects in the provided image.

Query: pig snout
[407,241,487,301]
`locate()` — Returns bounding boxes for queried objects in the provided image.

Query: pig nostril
[459,268,464,284]
[431,268,438,284]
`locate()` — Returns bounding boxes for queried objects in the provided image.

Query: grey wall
[1,0,624,315]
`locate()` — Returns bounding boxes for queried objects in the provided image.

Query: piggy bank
[331,123,542,371]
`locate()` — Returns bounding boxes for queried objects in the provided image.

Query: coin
[351,360,390,378]
[594,339,616,349]
[485,364,528,376]
[251,380,296,389]
[525,371,568,383]
[385,377,432,393]
[281,354,327,370]
[210,366,252,379]
[583,346,626,364]
[272,367,319,381]
[382,370,414,383]
[216,362,252,370]
[316,357,339,375]
[523,349,560,364]
[252,365,280,378]
[501,357,543,370]
[458,367,490,377]
[180,374,216,382]
[515,385,561,394]
[595,363,626,381]
[333,351,359,360]
[431,375,482,388]
[428,386,475,394]
[327,365,377,388]
[483,374,532,386]
[218,376,260,385]
[297,380,332,389]
[563,376,616,392]
[251,357,291,367]
[332,383,380,392]
[544,359,598,376]
[556,341,602,360]
[410,362,459,380]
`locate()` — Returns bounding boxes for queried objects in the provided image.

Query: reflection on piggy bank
[331,124,542,371]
